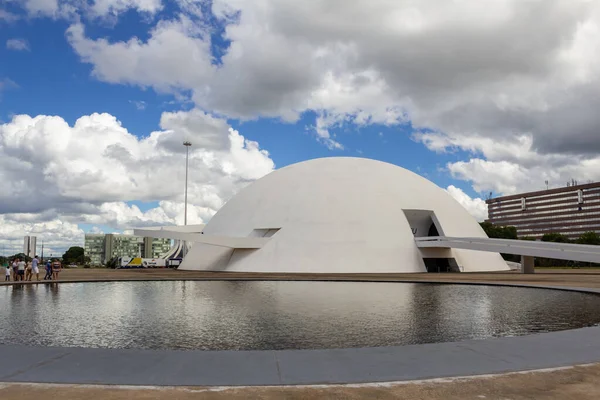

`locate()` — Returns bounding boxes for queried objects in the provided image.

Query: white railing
[415,236,600,263]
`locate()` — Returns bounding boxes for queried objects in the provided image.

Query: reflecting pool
[1,281,599,350]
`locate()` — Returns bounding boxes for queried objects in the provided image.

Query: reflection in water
[0,281,599,351]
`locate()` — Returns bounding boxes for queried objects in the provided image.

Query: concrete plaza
[3,268,600,399]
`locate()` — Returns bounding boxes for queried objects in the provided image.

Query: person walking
[16,258,26,281]
[25,260,32,281]
[30,255,40,281]
[51,259,61,281]
[44,260,52,280]
[5,263,10,281]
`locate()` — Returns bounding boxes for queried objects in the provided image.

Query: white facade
[23,236,37,259]
[174,157,508,273]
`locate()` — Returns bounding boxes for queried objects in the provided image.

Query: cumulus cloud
[66,16,214,94]
[23,0,60,16]
[445,185,488,222]
[89,0,162,17]
[0,213,84,256]
[414,132,600,196]
[7,0,600,233]
[0,9,19,22]
[129,100,146,110]
[0,109,274,254]
[6,38,30,51]
[14,0,162,19]
[62,0,600,168]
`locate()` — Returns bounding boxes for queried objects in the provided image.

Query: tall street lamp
[183,141,192,258]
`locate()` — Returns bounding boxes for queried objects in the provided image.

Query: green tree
[480,222,519,261]
[541,233,570,243]
[576,232,600,245]
[539,232,571,267]
[106,257,119,269]
[479,222,518,240]
[62,246,85,264]
[520,236,537,241]
[9,253,31,262]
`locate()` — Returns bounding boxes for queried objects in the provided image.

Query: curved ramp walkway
[1,285,600,386]
[416,236,600,263]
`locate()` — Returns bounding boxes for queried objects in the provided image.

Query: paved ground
[4,322,600,386]
[4,268,600,399]
[3,363,600,399]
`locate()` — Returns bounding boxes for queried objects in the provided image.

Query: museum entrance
[403,209,444,238]
[403,209,459,273]
[422,257,460,273]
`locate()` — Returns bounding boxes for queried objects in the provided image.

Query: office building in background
[23,236,37,258]
[84,234,171,266]
[486,182,600,239]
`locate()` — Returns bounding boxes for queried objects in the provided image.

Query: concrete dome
[180,157,508,273]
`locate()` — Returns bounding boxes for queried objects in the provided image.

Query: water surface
[1,281,599,350]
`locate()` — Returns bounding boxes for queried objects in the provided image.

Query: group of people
[4,256,62,282]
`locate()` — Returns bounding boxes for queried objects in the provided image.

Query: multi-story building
[486,182,600,239]
[104,234,144,261]
[84,234,105,265]
[84,234,172,265]
[144,237,172,258]
[23,236,37,258]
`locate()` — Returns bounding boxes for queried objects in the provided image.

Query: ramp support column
[521,255,535,274]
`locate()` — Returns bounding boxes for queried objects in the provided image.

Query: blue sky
[0,5,477,194]
[1,0,596,253]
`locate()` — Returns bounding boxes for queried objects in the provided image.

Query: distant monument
[23,236,37,259]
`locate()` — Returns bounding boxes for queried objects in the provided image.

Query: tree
[539,232,571,267]
[576,232,600,245]
[480,222,518,240]
[520,236,537,241]
[480,222,518,261]
[541,233,570,243]
[8,253,31,262]
[106,257,119,269]
[62,246,85,265]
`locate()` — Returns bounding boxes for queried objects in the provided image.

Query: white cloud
[66,16,214,94]
[0,214,83,257]
[0,9,19,22]
[0,78,19,100]
[129,100,146,110]
[15,0,162,19]
[0,109,274,255]
[6,0,600,225]
[89,0,163,17]
[6,38,30,51]
[413,131,600,196]
[0,78,18,89]
[62,0,600,160]
[23,0,59,16]
[445,185,488,222]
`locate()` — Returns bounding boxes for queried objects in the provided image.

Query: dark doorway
[427,222,440,237]
[423,258,460,273]
[403,209,444,238]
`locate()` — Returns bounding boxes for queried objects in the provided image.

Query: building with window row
[84,233,172,266]
[486,182,600,239]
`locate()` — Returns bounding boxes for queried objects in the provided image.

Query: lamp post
[183,141,192,259]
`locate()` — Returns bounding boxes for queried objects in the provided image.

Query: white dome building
[177,157,508,273]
